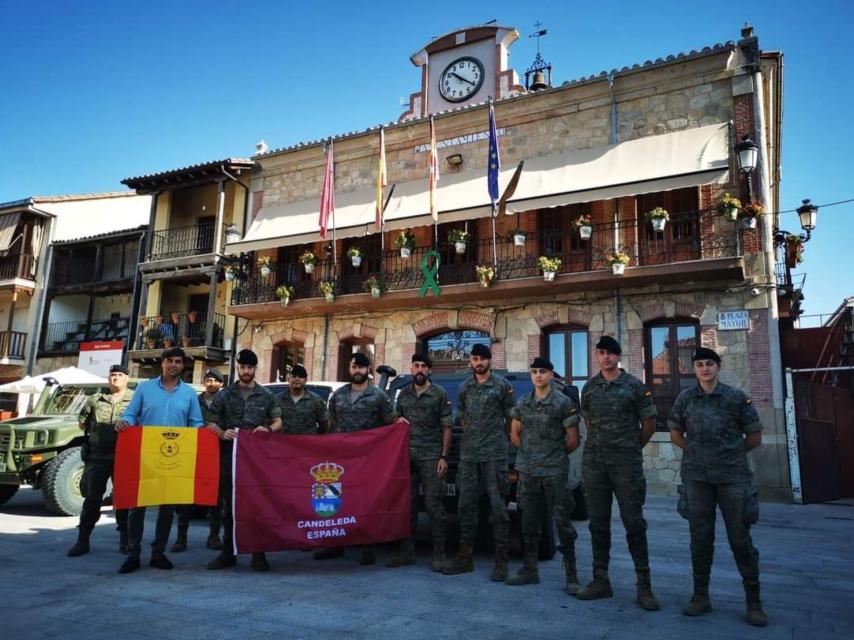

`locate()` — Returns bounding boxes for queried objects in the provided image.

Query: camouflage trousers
[679,479,760,580]
[583,453,649,570]
[457,459,509,545]
[78,455,128,536]
[408,458,447,541]
[518,472,577,552]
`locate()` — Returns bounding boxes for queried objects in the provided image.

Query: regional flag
[428,116,439,223]
[113,426,219,509]
[233,421,411,553]
[487,99,501,212]
[318,140,335,239]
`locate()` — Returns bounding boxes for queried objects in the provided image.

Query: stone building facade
[226,25,789,499]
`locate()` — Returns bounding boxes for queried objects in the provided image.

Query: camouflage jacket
[279,390,329,434]
[329,385,393,433]
[209,383,282,453]
[457,373,515,462]
[511,387,580,477]
[198,391,219,425]
[394,383,453,461]
[580,370,657,456]
[78,388,135,454]
[668,382,762,483]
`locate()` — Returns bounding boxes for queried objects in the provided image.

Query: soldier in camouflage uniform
[314,352,393,564]
[206,350,283,572]
[67,364,133,557]
[279,364,330,434]
[171,369,225,553]
[388,353,453,571]
[443,343,515,581]
[670,347,767,627]
[506,358,581,593]
[576,336,660,611]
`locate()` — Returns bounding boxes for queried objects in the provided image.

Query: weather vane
[525,21,551,91]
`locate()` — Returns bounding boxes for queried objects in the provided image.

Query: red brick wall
[748,310,772,407]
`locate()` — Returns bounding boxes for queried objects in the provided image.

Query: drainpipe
[607,72,618,145]
[321,313,330,380]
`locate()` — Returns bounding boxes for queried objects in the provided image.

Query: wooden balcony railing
[0,331,27,360]
[0,254,36,281]
[231,208,738,306]
[52,243,138,287]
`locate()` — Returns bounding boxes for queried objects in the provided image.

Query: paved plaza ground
[1,489,852,639]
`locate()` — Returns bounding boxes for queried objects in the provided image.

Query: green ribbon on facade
[419,250,441,298]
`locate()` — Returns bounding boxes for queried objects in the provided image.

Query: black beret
[350,352,371,367]
[693,347,721,364]
[109,364,129,375]
[289,364,308,378]
[411,352,433,367]
[530,357,554,371]
[470,343,492,358]
[203,369,224,382]
[236,349,258,366]
[161,346,186,360]
[595,335,622,355]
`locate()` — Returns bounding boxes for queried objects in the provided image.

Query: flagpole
[330,139,337,268]
[487,97,500,266]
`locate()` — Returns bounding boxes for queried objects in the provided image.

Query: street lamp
[735,134,759,202]
[796,198,818,238]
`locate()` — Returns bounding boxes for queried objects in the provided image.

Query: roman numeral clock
[399,23,525,121]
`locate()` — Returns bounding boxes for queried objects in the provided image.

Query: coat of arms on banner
[311,461,344,517]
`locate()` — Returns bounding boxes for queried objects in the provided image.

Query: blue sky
[1,0,851,317]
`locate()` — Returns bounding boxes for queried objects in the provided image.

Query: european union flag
[487,100,500,211]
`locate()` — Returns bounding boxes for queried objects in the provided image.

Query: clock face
[438,57,485,103]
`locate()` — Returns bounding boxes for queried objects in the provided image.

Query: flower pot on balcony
[400,247,411,259]
[744,216,757,230]
[224,270,235,282]
[280,297,290,307]
[325,293,335,303]
[351,256,362,268]
[455,242,467,255]
[260,266,271,277]
[305,262,315,274]
[579,225,593,240]
[543,271,556,282]
[371,287,381,299]
[724,206,739,222]
[513,233,526,247]
[479,278,492,288]
[611,263,626,276]
[650,217,667,232]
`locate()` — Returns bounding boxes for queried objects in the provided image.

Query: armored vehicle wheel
[0,484,19,506]
[42,447,85,516]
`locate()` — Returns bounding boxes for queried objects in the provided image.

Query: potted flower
[347,247,363,268]
[573,214,593,240]
[363,274,385,299]
[258,255,272,277]
[716,193,742,222]
[785,234,804,268]
[144,328,160,349]
[319,280,335,303]
[605,250,631,275]
[395,230,416,258]
[448,228,471,254]
[645,207,670,232]
[300,251,319,274]
[741,201,763,229]
[509,230,526,247]
[538,256,562,282]
[276,284,295,307]
[475,264,496,287]
[224,265,237,282]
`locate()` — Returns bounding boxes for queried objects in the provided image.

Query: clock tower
[399,24,524,121]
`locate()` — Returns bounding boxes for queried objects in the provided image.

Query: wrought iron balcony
[40,317,131,355]
[230,208,738,308]
[0,331,27,361]
[148,222,219,261]
[0,254,37,282]
[133,311,226,350]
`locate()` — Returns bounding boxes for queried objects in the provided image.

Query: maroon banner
[233,421,411,553]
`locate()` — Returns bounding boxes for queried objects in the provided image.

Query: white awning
[227,123,730,253]
[0,212,21,252]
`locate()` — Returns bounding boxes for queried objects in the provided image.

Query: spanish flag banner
[113,427,219,509]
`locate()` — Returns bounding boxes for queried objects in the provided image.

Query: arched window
[420,330,490,373]
[542,324,589,389]
[644,319,699,430]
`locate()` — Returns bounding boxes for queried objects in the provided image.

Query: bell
[530,70,549,91]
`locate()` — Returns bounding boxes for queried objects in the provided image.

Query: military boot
[442,541,474,575]
[563,551,581,596]
[505,541,539,586]
[635,568,661,610]
[206,551,237,570]
[490,544,510,582]
[170,525,189,553]
[206,533,223,550]
[682,574,712,616]
[118,530,129,554]
[386,538,416,568]
[67,528,92,557]
[744,579,768,627]
[431,538,446,572]
[575,567,614,600]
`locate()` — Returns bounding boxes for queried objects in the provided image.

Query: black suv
[386,370,587,559]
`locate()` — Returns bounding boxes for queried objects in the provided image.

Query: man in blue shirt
[115,347,204,574]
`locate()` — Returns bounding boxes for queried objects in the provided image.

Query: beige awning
[227,123,730,253]
[0,212,21,252]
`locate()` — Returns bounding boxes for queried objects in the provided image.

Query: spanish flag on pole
[113,427,219,509]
